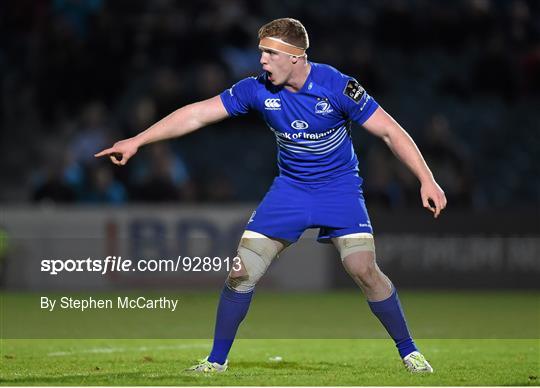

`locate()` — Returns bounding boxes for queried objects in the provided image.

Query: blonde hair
[258,18,309,50]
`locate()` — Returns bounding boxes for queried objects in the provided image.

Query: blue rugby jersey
[219,62,379,182]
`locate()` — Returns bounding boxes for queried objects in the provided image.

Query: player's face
[259,49,294,86]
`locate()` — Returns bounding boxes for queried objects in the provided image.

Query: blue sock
[207,285,254,364]
[368,288,418,358]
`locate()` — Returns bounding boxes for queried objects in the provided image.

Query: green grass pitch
[1,339,538,386]
[1,291,539,386]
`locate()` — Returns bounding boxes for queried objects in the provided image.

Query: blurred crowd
[1,0,539,209]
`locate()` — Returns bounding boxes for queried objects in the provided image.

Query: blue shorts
[246,174,373,243]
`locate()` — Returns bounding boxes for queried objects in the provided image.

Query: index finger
[94,148,114,158]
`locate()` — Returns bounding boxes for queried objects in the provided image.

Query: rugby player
[95,18,446,374]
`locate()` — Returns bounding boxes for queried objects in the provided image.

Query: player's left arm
[362,106,447,218]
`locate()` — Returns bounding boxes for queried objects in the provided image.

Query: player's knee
[343,247,385,288]
[227,256,249,289]
[343,252,378,283]
[226,231,279,293]
[229,257,248,279]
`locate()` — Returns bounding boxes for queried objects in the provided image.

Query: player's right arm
[95,95,228,165]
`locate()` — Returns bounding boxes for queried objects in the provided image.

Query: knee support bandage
[227,231,280,292]
[334,233,376,260]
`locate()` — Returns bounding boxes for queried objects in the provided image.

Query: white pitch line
[47,343,209,357]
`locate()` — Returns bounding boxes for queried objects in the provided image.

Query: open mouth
[267,71,273,81]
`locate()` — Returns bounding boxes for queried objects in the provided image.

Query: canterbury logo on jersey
[264,98,281,110]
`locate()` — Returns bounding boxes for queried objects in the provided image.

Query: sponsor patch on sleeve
[343,79,365,103]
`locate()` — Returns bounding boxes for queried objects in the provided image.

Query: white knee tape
[334,233,375,260]
[226,231,279,292]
